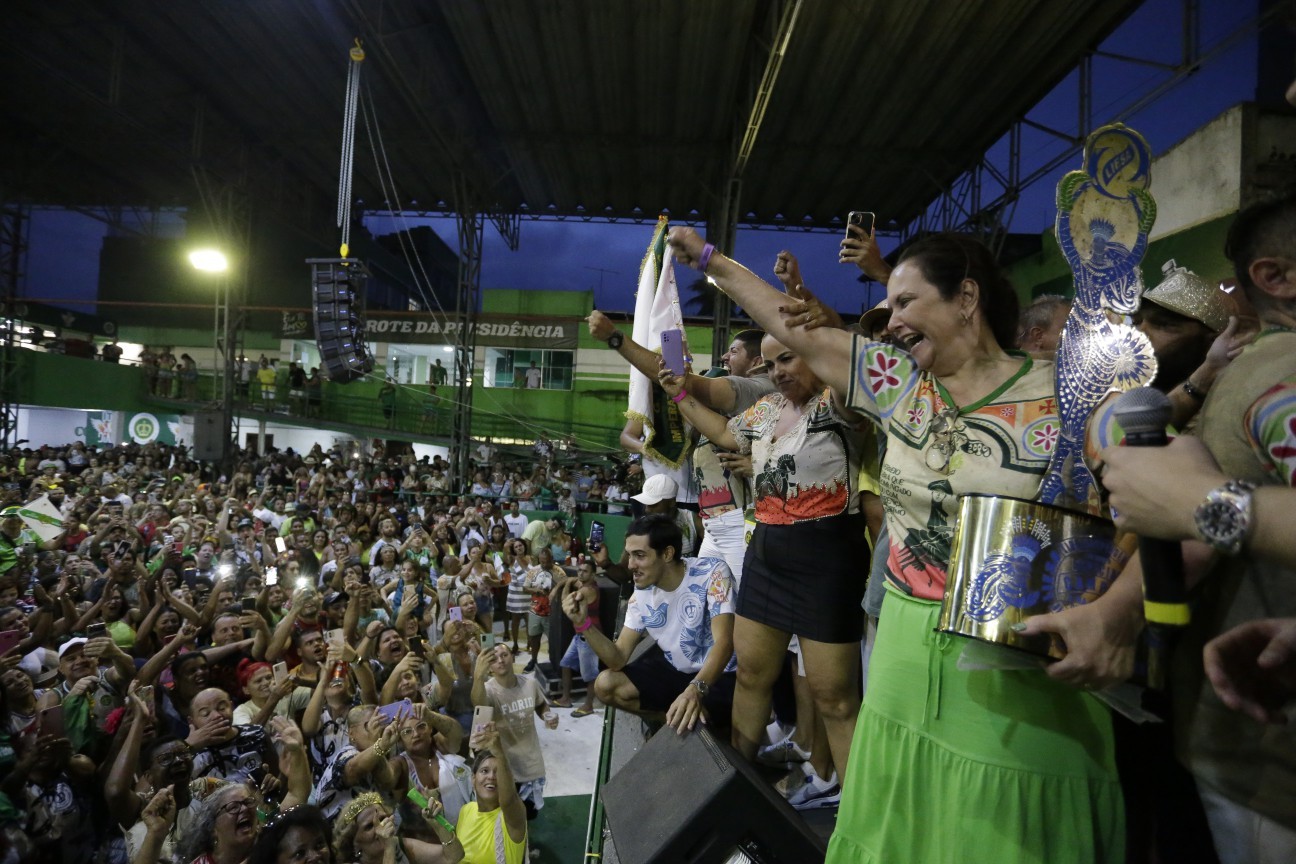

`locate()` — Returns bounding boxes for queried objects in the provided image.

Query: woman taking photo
[458,542,498,634]
[658,333,868,807]
[333,792,463,864]
[667,228,1141,863]
[456,723,528,864]
[389,705,471,826]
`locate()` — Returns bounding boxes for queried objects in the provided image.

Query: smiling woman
[657,331,870,806]
[666,226,1142,863]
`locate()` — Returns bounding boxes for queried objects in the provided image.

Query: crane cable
[337,39,365,257]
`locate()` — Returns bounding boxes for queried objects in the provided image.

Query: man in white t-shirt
[524,362,543,389]
[503,502,529,539]
[562,514,736,733]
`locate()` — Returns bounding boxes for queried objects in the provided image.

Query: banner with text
[280,312,578,349]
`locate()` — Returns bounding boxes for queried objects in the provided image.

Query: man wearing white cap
[631,475,701,558]
[38,635,135,730]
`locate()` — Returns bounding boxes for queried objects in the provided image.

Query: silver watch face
[1198,501,1246,548]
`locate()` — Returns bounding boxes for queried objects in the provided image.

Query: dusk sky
[25,0,1265,320]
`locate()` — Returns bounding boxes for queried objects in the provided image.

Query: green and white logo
[129,413,160,444]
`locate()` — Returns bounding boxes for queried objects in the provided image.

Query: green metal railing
[139,368,622,449]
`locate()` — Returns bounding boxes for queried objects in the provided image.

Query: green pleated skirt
[826,586,1125,864]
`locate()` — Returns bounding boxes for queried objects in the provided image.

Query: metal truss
[0,203,28,450]
[898,0,1277,256]
[27,204,182,239]
[710,0,804,361]
[449,175,484,490]
[191,166,251,472]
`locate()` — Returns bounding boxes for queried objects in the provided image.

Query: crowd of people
[4,187,1296,864]
[0,433,658,864]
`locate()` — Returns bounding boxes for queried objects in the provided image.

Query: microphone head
[1112,387,1173,437]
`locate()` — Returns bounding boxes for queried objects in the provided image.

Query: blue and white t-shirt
[623,557,737,674]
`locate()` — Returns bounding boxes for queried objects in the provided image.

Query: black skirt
[736,512,869,643]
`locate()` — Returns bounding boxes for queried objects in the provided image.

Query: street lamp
[188,249,228,272]
[189,248,235,472]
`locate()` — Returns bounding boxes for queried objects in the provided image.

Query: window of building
[483,348,572,390]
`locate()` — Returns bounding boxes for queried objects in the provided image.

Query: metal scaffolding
[449,175,484,491]
[0,203,28,450]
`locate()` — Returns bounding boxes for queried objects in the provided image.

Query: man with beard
[1135,259,1255,429]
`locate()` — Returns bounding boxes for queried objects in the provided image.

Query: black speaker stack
[307,257,374,383]
[601,725,827,864]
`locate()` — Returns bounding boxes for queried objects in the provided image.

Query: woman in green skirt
[667,228,1143,863]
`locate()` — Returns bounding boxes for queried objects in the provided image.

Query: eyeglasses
[218,796,258,817]
[153,748,194,767]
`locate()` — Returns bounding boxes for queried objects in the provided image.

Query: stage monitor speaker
[192,410,227,463]
[308,257,374,383]
[601,725,826,864]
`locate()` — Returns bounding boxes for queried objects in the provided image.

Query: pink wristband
[573,617,594,634]
[671,390,687,403]
[697,243,715,272]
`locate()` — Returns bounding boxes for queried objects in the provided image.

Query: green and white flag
[15,495,64,543]
[626,217,692,469]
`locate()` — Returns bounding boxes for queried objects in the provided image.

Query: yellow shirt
[455,801,527,864]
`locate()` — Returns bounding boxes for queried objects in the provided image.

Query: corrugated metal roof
[2,0,1139,236]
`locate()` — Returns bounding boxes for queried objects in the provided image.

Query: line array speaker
[308,257,374,383]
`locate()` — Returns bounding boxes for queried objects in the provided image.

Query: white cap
[632,474,679,505]
[58,637,88,659]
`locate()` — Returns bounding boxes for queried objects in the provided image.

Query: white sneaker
[764,718,793,745]
[757,737,811,767]
[786,770,841,811]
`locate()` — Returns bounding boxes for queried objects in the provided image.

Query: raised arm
[587,310,666,381]
[656,368,740,451]
[469,723,527,845]
[562,589,639,671]
[667,228,854,395]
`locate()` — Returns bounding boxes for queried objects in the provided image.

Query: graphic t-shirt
[623,557,737,674]
[846,337,1058,601]
[726,389,866,525]
[694,374,774,520]
[482,675,547,782]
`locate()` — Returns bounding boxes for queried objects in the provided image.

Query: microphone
[1111,387,1189,627]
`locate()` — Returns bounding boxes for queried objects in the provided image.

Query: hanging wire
[357,79,453,323]
[348,59,612,450]
[337,39,365,255]
[355,86,552,441]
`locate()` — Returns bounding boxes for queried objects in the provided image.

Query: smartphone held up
[846,210,876,239]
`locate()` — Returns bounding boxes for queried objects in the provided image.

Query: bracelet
[573,616,594,633]
[1182,378,1207,402]
[697,243,715,273]
[671,390,688,403]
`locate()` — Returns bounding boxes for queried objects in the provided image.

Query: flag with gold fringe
[626,217,692,469]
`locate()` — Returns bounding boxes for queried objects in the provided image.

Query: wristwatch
[690,679,710,697]
[1193,479,1256,556]
[606,331,624,350]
